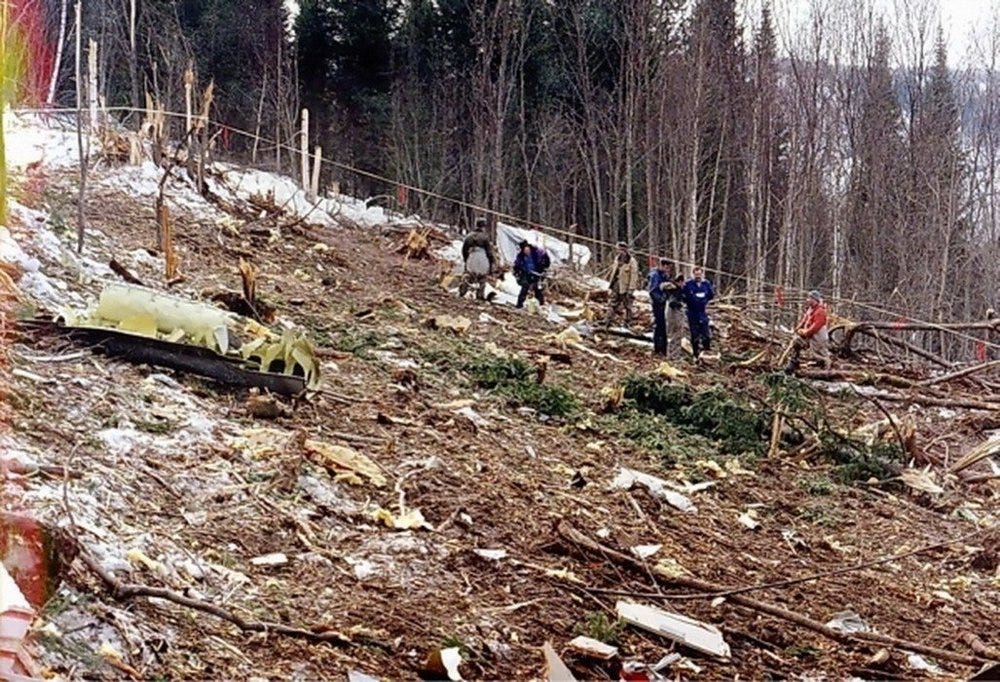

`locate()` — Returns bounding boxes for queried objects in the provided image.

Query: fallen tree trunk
[796,368,919,390]
[920,360,1000,388]
[556,522,987,668]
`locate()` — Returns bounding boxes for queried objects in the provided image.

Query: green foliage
[797,505,841,527]
[466,356,533,389]
[502,380,579,418]
[797,475,835,496]
[331,328,382,357]
[621,373,770,455]
[818,434,902,484]
[133,418,177,435]
[465,355,577,417]
[598,410,718,467]
[760,372,811,413]
[574,611,623,646]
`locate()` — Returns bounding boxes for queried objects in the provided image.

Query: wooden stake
[310,146,322,201]
[74,1,86,253]
[300,108,309,191]
[86,38,98,130]
[183,64,193,136]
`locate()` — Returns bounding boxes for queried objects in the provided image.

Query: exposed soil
[1,161,998,681]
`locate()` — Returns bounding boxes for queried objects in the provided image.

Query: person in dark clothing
[666,273,686,357]
[647,259,679,356]
[459,218,496,300]
[682,266,715,360]
[513,239,550,308]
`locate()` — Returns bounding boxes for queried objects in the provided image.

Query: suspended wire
[10,105,999,352]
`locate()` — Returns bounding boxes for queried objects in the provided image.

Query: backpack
[536,248,551,272]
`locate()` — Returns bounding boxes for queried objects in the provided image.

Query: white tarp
[496,222,591,268]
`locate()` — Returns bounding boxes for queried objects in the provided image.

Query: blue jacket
[682,278,714,320]
[647,269,674,306]
[514,247,549,280]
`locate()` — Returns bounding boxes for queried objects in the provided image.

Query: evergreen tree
[910,32,968,322]
[846,27,907,294]
[689,0,748,280]
[296,0,397,180]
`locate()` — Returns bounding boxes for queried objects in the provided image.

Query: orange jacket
[798,303,828,338]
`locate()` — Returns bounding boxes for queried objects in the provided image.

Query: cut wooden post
[86,38,98,130]
[73,1,87,253]
[183,64,193,137]
[300,108,310,191]
[310,146,322,201]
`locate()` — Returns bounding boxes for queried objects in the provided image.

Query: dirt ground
[1,162,999,681]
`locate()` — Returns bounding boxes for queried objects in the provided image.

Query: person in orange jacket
[785,290,832,373]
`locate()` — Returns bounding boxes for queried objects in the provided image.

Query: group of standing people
[459,222,830,370]
[607,244,714,360]
[606,242,831,369]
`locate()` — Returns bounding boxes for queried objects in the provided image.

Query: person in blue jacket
[682,266,715,360]
[647,258,678,356]
[513,240,550,308]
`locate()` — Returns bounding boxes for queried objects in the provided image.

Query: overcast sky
[766,0,998,66]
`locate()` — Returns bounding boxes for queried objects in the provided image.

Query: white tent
[496,222,592,269]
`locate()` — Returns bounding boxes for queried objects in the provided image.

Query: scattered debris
[426,314,472,335]
[611,468,696,513]
[653,362,687,380]
[347,670,380,682]
[899,467,945,494]
[616,601,731,659]
[825,610,871,634]
[455,406,490,429]
[630,544,662,560]
[422,646,463,681]
[907,653,945,675]
[250,553,289,568]
[372,507,432,531]
[303,439,387,487]
[542,641,577,682]
[738,511,760,530]
[567,636,618,661]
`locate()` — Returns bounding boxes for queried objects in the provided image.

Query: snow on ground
[207,163,398,229]
[3,111,85,171]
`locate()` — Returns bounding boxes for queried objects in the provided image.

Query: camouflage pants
[604,291,634,325]
[459,272,488,300]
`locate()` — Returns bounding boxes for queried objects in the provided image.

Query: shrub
[466,356,533,389]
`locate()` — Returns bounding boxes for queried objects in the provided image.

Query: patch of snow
[96,427,151,455]
[95,161,224,219]
[3,111,86,171]
[206,164,390,229]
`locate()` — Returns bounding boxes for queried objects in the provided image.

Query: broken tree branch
[556,522,987,667]
[77,550,386,650]
[919,360,1000,388]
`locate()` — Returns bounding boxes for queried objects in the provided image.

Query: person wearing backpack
[513,239,550,308]
[459,217,496,300]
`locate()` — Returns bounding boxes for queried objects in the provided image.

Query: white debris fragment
[567,636,618,660]
[616,601,731,659]
[473,549,508,561]
[738,511,760,530]
[611,467,697,513]
[455,406,490,429]
[825,610,871,634]
[249,552,289,567]
[630,544,662,560]
[907,653,945,675]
